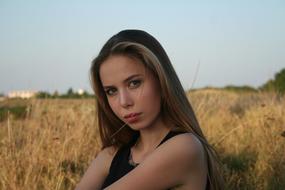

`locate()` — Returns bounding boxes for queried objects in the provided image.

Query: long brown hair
[90,29,224,189]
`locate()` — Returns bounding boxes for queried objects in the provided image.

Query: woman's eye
[105,88,117,96]
[129,80,141,88]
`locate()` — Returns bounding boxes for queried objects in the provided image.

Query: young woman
[76,29,224,190]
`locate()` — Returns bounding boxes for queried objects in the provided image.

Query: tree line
[36,88,94,99]
[259,68,285,94]
[1,68,284,99]
[191,68,285,94]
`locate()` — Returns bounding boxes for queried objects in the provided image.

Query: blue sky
[0,0,284,94]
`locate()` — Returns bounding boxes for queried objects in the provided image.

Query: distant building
[77,89,85,95]
[8,90,37,99]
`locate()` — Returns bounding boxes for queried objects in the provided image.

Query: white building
[8,90,37,99]
[77,89,85,95]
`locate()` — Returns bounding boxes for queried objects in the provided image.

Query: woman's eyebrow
[103,74,143,89]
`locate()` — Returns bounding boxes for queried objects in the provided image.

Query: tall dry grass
[0,99,99,189]
[0,90,284,190]
[188,89,285,189]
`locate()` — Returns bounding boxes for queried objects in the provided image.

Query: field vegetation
[0,90,284,189]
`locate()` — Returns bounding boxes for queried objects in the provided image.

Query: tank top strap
[156,130,188,148]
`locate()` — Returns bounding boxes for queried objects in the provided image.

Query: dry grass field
[0,90,284,190]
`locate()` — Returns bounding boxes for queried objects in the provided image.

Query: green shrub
[224,85,257,93]
[260,68,285,94]
[0,107,9,122]
[0,105,28,121]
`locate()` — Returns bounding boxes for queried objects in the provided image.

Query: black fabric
[101,130,187,189]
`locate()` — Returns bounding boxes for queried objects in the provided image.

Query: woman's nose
[119,89,134,108]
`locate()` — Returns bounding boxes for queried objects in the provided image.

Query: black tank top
[101,130,187,189]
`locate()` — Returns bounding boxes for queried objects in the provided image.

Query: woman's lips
[124,113,142,124]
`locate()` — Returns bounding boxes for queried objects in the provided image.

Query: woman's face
[99,55,162,130]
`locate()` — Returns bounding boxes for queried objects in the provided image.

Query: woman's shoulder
[98,145,120,162]
[91,145,120,178]
[157,132,206,170]
[163,132,204,154]
[154,133,207,187]
[75,145,121,189]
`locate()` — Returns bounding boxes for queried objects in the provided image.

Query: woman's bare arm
[75,146,117,190]
[104,133,207,190]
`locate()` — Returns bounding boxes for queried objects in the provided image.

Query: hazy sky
[1,0,284,94]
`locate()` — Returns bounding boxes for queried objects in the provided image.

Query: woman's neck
[135,118,172,153]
